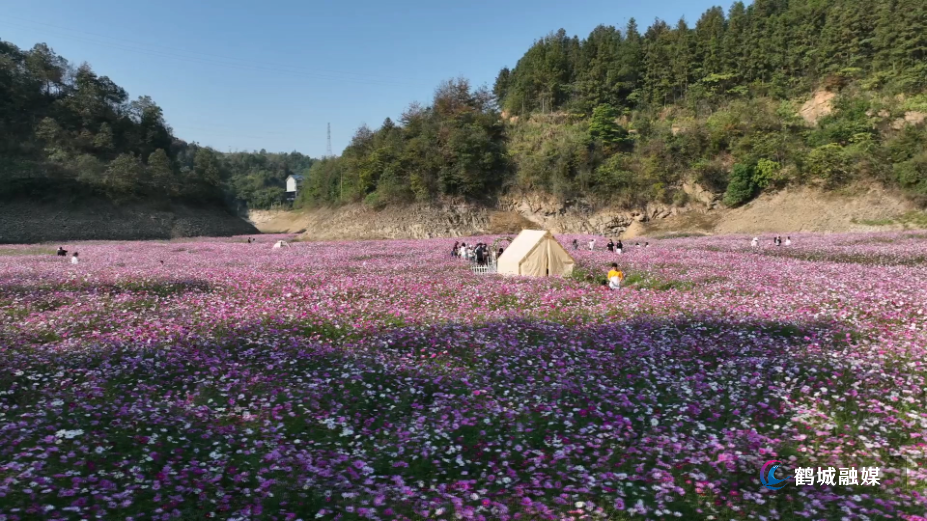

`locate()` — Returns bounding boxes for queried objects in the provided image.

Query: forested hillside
[0,39,313,210]
[5,0,927,217]
[302,0,927,210]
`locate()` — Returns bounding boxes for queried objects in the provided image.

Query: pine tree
[694,7,727,79]
[723,2,749,76]
[493,67,511,107]
[576,25,623,110]
[643,19,674,105]
[670,18,694,103]
[617,19,643,105]
[820,0,876,71]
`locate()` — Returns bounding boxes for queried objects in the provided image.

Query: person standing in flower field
[588,238,596,251]
[752,237,759,249]
[616,240,623,255]
[71,252,79,264]
[572,239,578,250]
[786,236,792,246]
[607,263,624,290]
[607,239,614,253]
[475,244,486,266]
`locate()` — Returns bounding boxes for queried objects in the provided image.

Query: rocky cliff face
[0,198,257,244]
[294,203,494,240]
[255,186,715,241]
[260,184,917,242]
[494,192,709,238]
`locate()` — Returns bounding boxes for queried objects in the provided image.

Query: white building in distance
[286,174,303,200]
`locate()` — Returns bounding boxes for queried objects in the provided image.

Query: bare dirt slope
[717,186,912,233]
[644,186,915,237]
[0,198,257,244]
[248,210,312,234]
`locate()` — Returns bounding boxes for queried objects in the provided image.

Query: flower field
[1,232,926,521]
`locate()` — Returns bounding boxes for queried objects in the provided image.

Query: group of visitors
[752,236,792,248]
[452,241,503,267]
[607,239,649,253]
[572,238,649,254]
[56,247,79,264]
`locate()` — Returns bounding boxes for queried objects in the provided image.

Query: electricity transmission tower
[328,122,342,199]
[326,123,333,157]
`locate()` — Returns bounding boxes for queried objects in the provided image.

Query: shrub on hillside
[894,153,927,198]
[886,126,927,164]
[808,96,876,147]
[691,158,730,193]
[589,104,629,145]
[593,154,639,204]
[753,159,782,189]
[806,144,853,187]
[723,163,758,207]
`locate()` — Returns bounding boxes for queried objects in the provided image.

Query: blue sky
[1,0,725,157]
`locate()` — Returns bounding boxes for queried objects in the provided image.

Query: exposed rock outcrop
[269,185,919,242]
[682,182,719,207]
[799,90,836,126]
[281,194,700,241]
[905,111,927,126]
[294,203,494,241]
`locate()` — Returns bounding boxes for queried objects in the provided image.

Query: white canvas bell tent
[497,230,575,277]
